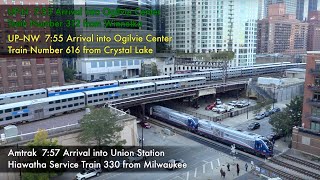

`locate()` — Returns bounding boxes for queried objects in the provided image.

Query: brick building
[0,0,64,93]
[257,3,309,55]
[292,51,320,157]
[307,11,320,51]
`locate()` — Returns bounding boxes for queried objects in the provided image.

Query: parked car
[236,103,250,108]
[247,122,260,130]
[228,101,238,106]
[255,113,265,120]
[205,103,216,110]
[76,168,102,180]
[212,105,224,112]
[139,121,151,129]
[264,110,272,117]
[267,130,285,141]
[217,108,227,114]
[271,107,281,113]
[166,159,185,170]
[216,99,222,105]
[127,152,146,163]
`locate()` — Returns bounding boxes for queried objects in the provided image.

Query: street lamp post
[273,87,275,109]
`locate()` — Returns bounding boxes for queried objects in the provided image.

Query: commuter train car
[150,105,273,157]
[197,119,273,157]
[118,75,170,86]
[0,89,47,105]
[155,77,206,92]
[150,105,199,130]
[0,93,85,126]
[84,83,156,107]
[47,81,118,96]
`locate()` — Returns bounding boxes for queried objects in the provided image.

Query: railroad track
[280,154,320,171]
[269,158,320,179]
[260,164,304,180]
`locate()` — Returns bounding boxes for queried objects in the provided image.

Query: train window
[22,113,28,117]
[75,88,79,90]
[55,90,59,92]
[49,108,54,111]
[114,96,118,99]
[5,109,11,113]
[68,104,73,107]
[14,115,20,118]
[88,95,93,97]
[36,93,39,95]
[17,96,21,98]
[98,93,103,96]
[0,110,2,114]
[104,98,108,101]
[22,106,27,109]
[93,94,98,97]
[74,97,79,100]
[42,92,45,94]
[0,118,2,121]
[6,116,12,120]
[68,98,72,101]
[88,101,92,103]
[94,99,98,102]
[49,101,53,104]
[68,89,72,91]
[94,85,98,87]
[80,102,84,105]
[62,106,67,108]
[99,99,103,101]
[62,99,66,102]
[62,90,66,92]
[10,97,15,99]
[30,94,34,96]
[131,93,134,96]
[84,87,88,89]
[80,96,84,99]
[74,103,79,106]
[0,98,3,101]
[13,107,20,111]
[55,100,60,103]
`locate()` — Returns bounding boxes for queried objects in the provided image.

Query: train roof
[118,75,170,82]
[84,82,155,95]
[0,93,85,109]
[0,89,47,98]
[155,77,206,84]
[46,80,118,91]
[153,106,198,120]
[198,119,262,140]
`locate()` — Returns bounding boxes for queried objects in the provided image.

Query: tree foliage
[151,62,158,76]
[78,107,126,146]
[23,130,59,180]
[253,99,273,114]
[63,67,76,82]
[269,96,303,137]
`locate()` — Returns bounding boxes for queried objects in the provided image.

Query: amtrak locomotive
[0,62,305,105]
[150,105,273,157]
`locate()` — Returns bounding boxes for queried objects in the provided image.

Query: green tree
[265,104,272,112]
[63,67,76,82]
[78,107,126,146]
[151,62,158,76]
[269,96,303,137]
[23,130,60,180]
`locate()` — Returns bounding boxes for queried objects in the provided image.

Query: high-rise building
[308,0,319,12]
[292,51,320,157]
[296,0,309,21]
[257,3,308,55]
[75,0,156,81]
[307,11,320,51]
[164,0,258,67]
[0,0,64,93]
[265,0,298,16]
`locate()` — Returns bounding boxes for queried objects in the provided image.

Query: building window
[52,77,58,82]
[134,60,139,65]
[37,68,45,75]
[128,60,133,66]
[311,107,320,116]
[99,61,105,67]
[22,60,31,66]
[311,122,320,132]
[51,68,58,74]
[91,62,97,68]
[8,69,17,76]
[24,79,32,85]
[107,61,112,67]
[114,60,120,66]
[50,59,58,64]
[121,60,126,66]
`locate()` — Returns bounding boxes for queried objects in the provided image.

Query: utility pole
[273,87,275,109]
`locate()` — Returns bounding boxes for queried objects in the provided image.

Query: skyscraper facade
[307,11,320,51]
[164,0,258,67]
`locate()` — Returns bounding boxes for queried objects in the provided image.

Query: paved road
[234,117,273,137]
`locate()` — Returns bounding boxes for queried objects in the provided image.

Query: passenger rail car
[118,76,170,86]
[150,105,273,157]
[0,77,206,126]
[0,93,85,126]
[46,81,118,96]
[0,89,47,105]
[84,83,156,107]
